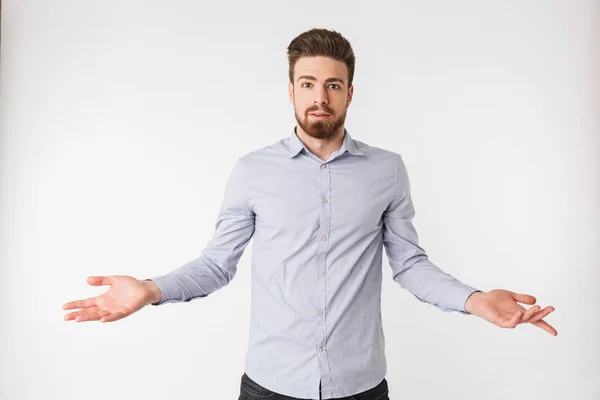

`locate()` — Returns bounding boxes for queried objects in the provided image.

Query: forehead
[294,56,348,82]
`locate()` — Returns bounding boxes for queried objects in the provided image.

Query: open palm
[467,289,557,336]
[63,275,152,323]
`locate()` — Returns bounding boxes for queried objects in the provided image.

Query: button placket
[315,160,332,396]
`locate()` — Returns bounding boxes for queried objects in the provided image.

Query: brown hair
[287,28,356,87]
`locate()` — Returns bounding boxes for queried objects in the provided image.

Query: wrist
[464,290,484,315]
[142,279,162,305]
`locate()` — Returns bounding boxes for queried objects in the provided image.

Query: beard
[294,104,347,140]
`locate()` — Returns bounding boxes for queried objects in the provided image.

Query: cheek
[296,102,311,114]
[331,100,347,113]
[296,96,311,109]
[294,105,309,118]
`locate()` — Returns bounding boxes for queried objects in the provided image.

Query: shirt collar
[287,126,365,158]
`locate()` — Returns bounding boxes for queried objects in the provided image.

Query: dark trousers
[238,373,390,400]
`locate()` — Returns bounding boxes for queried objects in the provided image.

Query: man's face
[288,56,354,140]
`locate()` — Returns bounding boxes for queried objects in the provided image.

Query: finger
[510,311,522,328]
[92,310,111,319]
[528,306,555,323]
[62,277,112,310]
[498,310,521,328]
[62,296,98,310]
[64,311,81,321]
[100,311,127,323]
[513,293,536,305]
[73,307,109,323]
[64,307,109,322]
[531,319,558,336]
[74,313,97,323]
[87,276,113,286]
[520,305,541,323]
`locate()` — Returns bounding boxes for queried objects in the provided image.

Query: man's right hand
[62,275,162,323]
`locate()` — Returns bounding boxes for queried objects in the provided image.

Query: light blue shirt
[148,127,480,399]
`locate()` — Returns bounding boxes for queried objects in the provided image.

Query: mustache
[306,105,334,115]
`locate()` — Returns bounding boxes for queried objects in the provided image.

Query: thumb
[512,292,536,305]
[87,276,112,286]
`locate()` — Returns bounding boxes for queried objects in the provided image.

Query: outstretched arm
[382,156,557,336]
[62,158,256,323]
[382,156,479,314]
[146,157,256,305]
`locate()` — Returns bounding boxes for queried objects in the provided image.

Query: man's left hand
[464,289,557,336]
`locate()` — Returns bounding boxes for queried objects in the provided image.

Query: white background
[1,1,599,399]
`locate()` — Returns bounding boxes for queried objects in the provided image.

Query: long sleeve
[382,156,479,314]
[146,158,255,305]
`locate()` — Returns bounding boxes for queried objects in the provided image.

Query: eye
[301,82,312,88]
[329,84,340,89]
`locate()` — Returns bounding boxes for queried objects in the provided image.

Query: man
[63,28,557,400]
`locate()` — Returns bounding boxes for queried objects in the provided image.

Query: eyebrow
[297,75,345,85]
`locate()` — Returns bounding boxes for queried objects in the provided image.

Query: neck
[295,125,345,162]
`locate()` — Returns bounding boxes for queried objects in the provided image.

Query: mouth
[309,113,331,120]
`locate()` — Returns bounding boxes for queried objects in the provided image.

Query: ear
[288,82,294,104]
[347,84,354,107]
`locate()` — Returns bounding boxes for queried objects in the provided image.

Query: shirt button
[321,235,327,241]
[318,347,323,353]
[317,309,323,315]
[321,164,327,169]
[322,198,328,204]
[317,271,323,277]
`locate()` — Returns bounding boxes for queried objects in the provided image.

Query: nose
[314,86,328,106]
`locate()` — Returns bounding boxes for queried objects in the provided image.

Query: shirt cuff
[447,283,482,314]
[144,276,181,305]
